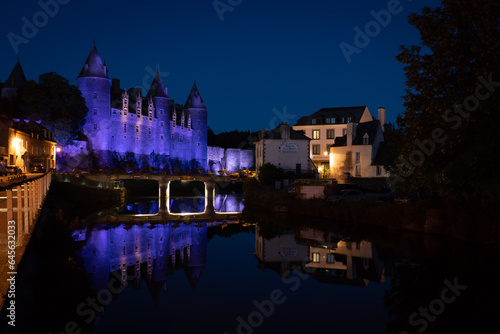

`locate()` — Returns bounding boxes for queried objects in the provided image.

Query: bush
[258,163,284,186]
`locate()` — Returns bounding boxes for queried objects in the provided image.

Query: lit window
[312,145,320,155]
[312,130,320,140]
[312,253,320,263]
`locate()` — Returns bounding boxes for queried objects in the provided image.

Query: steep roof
[371,142,388,166]
[259,124,310,141]
[331,135,347,147]
[78,45,109,79]
[184,82,205,109]
[4,60,26,89]
[352,120,380,145]
[295,106,368,126]
[147,71,168,98]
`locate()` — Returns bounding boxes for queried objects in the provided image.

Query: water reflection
[255,226,385,287]
[168,197,206,214]
[74,222,208,295]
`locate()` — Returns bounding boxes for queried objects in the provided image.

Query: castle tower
[77,44,111,161]
[185,82,207,170]
[146,71,170,156]
[2,59,26,98]
[184,222,207,291]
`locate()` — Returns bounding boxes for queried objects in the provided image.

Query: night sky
[1,0,440,133]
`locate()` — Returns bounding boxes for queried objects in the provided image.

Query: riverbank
[243,184,500,245]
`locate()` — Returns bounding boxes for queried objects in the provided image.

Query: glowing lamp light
[324,151,328,156]
[13,138,21,146]
[56,147,62,153]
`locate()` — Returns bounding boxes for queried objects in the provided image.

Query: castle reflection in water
[73,217,384,308]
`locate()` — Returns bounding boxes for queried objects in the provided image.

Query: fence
[0,172,52,246]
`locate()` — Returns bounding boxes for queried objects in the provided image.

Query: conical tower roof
[184,265,205,292]
[5,60,26,89]
[147,71,168,98]
[78,44,109,79]
[184,82,205,109]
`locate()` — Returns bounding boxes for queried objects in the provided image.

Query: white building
[293,106,373,177]
[329,108,389,180]
[254,123,315,175]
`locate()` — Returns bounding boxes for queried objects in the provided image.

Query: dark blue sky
[1,0,440,133]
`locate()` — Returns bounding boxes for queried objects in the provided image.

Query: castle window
[161,135,164,140]
[148,128,151,138]
[160,109,163,115]
[94,108,97,115]
[198,120,200,125]
[173,112,176,127]
[160,121,164,127]
[94,123,97,130]
[197,131,200,136]
[198,142,200,147]
[124,124,127,133]
[93,93,97,99]
[136,126,139,133]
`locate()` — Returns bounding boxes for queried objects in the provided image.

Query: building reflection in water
[73,221,209,304]
[254,225,385,286]
[118,194,244,215]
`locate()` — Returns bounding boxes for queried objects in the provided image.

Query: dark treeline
[207,127,259,150]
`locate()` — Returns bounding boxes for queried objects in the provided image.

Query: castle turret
[2,59,26,98]
[184,222,207,292]
[77,44,111,162]
[185,82,207,170]
[147,71,170,156]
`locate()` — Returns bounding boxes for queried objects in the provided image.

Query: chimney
[280,123,290,140]
[378,107,386,131]
[346,121,356,147]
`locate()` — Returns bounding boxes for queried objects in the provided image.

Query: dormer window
[363,133,369,145]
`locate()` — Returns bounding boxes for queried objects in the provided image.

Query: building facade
[329,108,389,180]
[77,45,208,170]
[254,123,315,175]
[293,106,374,177]
[0,119,57,172]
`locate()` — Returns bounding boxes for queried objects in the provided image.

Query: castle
[77,45,208,170]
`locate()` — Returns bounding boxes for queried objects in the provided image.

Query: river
[1,194,499,333]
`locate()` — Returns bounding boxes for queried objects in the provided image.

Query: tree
[258,163,284,186]
[19,72,88,146]
[390,0,500,200]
